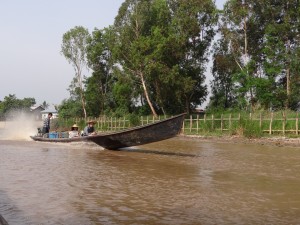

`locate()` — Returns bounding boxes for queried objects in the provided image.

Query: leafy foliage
[208,0,300,112]
[61,26,90,119]
[0,94,36,119]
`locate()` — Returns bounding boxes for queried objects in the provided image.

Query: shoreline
[180,134,300,148]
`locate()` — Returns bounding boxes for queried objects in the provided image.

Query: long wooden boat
[30,113,186,150]
[0,214,8,225]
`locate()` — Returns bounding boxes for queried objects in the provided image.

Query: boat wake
[0,112,38,141]
[121,148,200,158]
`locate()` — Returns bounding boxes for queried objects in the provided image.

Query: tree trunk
[243,18,255,111]
[79,86,87,119]
[139,72,158,118]
[185,98,190,115]
[285,39,291,109]
[286,67,291,109]
[76,66,87,120]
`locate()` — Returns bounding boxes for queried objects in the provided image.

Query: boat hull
[30,113,186,150]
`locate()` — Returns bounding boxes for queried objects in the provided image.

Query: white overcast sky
[0,0,226,107]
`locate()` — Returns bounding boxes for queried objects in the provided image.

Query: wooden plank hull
[30,113,186,150]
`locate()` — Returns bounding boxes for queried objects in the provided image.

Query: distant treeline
[0,94,49,120]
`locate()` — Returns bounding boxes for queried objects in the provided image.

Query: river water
[0,136,300,225]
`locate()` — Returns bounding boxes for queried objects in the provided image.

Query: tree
[216,0,300,111]
[112,0,217,116]
[209,39,239,110]
[85,28,116,116]
[57,98,83,119]
[61,26,90,119]
[42,101,49,109]
[220,0,254,110]
[113,0,160,117]
[0,94,36,118]
[262,0,300,109]
[168,0,217,114]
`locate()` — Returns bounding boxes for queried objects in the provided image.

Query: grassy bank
[183,111,300,138]
[52,111,300,139]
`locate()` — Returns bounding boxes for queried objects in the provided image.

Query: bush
[239,118,263,138]
[128,114,140,126]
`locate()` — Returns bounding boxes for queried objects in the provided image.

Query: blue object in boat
[49,132,58,138]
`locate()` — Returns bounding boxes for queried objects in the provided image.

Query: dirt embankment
[181,134,300,148]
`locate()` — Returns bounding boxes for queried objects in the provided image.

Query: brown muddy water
[0,136,300,225]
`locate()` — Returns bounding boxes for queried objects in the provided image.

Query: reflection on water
[0,138,300,224]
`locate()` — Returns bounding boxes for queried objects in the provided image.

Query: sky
[0,0,226,107]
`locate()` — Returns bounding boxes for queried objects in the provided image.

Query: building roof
[41,107,58,113]
[30,105,45,111]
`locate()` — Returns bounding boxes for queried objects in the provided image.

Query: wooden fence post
[229,114,232,130]
[259,113,262,129]
[296,113,299,135]
[282,111,286,135]
[196,114,199,134]
[221,114,223,132]
[269,112,273,135]
[212,114,214,130]
[190,115,193,132]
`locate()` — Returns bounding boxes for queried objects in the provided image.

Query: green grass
[55,111,300,138]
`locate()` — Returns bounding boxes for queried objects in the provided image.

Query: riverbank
[1,120,300,148]
[181,134,300,148]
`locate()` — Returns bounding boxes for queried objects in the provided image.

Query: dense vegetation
[0,94,36,119]
[2,1,300,120]
[0,95,52,120]
[209,0,300,113]
[59,0,218,118]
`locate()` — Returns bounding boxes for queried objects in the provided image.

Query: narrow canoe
[30,113,186,150]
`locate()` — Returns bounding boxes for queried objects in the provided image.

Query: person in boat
[42,113,52,134]
[82,120,97,136]
[69,124,80,138]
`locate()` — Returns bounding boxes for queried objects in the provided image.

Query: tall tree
[221,0,255,107]
[112,0,217,115]
[169,0,217,114]
[216,0,300,111]
[113,0,160,117]
[262,0,300,109]
[61,26,90,119]
[209,38,239,110]
[85,28,116,116]
[0,94,36,117]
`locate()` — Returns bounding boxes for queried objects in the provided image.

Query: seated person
[82,120,97,136]
[69,124,80,138]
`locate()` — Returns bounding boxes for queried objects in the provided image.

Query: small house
[30,105,45,120]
